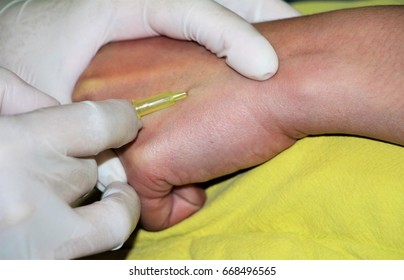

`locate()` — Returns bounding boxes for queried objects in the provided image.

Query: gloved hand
[0,0,287,105]
[0,73,142,258]
[215,0,300,22]
[0,67,60,115]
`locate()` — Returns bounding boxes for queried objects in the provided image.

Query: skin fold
[74,6,404,230]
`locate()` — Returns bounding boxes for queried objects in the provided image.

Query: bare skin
[74,6,404,230]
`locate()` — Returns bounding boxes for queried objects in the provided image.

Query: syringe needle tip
[172,91,187,101]
[132,91,188,119]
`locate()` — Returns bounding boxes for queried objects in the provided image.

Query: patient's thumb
[141,184,206,231]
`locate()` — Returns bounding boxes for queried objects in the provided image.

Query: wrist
[256,8,404,145]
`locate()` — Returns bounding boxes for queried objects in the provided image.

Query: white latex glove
[0,67,60,115]
[0,76,142,259]
[215,0,300,22]
[0,0,284,106]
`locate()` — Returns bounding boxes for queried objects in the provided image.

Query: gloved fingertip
[96,150,128,192]
[225,36,279,81]
[243,66,277,81]
[96,181,107,192]
[111,242,124,251]
[226,56,278,81]
[101,181,140,208]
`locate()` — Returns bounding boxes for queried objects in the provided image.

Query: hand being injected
[74,7,404,230]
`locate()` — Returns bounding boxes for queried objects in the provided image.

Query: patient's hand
[74,37,297,230]
[74,6,404,230]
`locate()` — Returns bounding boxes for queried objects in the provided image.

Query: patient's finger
[140,184,206,231]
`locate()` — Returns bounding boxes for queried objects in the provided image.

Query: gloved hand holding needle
[0,67,185,259]
[0,80,141,258]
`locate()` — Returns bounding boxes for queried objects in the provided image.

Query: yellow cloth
[293,0,404,14]
[117,1,404,260]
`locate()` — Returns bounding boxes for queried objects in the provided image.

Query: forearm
[255,7,404,145]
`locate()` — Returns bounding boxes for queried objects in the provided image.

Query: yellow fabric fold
[293,0,404,14]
